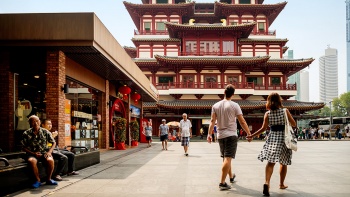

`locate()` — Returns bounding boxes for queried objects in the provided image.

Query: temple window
[205,75,217,88]
[144,22,151,32]
[156,22,166,31]
[159,76,174,83]
[231,22,238,25]
[247,76,263,85]
[200,41,220,54]
[182,75,194,82]
[156,0,168,4]
[223,41,234,55]
[258,22,265,31]
[239,0,251,4]
[227,76,239,84]
[271,77,281,85]
[185,41,197,54]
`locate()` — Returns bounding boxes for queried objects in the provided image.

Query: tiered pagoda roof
[239,38,289,44]
[214,1,287,26]
[123,1,194,30]
[131,38,181,46]
[123,46,137,58]
[165,21,256,38]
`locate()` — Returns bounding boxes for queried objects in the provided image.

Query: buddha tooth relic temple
[123,0,325,135]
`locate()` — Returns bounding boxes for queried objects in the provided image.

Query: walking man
[159,119,169,150]
[207,84,252,190]
[179,113,192,156]
[21,115,58,188]
[145,121,153,148]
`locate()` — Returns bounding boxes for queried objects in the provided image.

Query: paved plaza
[9,140,350,197]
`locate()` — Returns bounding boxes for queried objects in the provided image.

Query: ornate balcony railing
[180,51,241,56]
[251,30,276,36]
[155,82,297,90]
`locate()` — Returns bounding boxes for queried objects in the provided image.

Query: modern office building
[319,46,338,103]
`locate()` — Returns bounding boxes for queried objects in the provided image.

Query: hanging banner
[65,99,71,146]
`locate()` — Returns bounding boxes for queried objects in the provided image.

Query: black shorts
[218,136,238,159]
[160,134,168,141]
[146,136,152,141]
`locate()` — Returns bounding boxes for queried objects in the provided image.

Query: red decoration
[131,92,141,104]
[118,85,131,100]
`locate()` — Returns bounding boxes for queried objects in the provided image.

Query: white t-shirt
[179,119,192,137]
[145,126,152,137]
[211,99,243,139]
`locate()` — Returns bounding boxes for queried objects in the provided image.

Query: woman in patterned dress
[251,93,296,196]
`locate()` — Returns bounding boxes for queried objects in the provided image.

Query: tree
[336,92,350,116]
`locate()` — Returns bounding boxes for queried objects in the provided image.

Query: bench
[0,150,100,196]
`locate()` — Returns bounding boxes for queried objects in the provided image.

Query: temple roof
[214,1,287,26]
[123,1,195,30]
[239,38,289,44]
[164,21,256,38]
[154,54,270,66]
[143,100,325,111]
[123,46,137,58]
[267,58,314,76]
[131,38,181,45]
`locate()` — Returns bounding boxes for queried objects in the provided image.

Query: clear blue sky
[0,0,346,102]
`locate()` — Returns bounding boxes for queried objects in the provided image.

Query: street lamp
[329,101,332,141]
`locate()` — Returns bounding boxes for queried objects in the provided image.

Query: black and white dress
[258,108,292,165]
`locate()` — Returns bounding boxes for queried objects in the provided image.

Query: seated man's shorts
[218,135,238,159]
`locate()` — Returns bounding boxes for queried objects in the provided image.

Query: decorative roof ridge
[123,46,136,49]
[131,38,181,41]
[268,58,314,62]
[240,38,288,41]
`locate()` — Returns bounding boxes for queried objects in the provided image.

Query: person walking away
[159,119,169,150]
[42,119,79,180]
[200,127,204,139]
[179,113,192,156]
[145,121,153,147]
[21,115,58,188]
[335,128,340,140]
[207,84,252,190]
[250,92,296,196]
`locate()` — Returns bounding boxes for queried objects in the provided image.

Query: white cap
[162,119,166,122]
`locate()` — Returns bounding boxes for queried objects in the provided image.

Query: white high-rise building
[299,70,309,102]
[319,46,338,103]
[346,0,350,92]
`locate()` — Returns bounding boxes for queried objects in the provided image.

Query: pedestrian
[179,113,192,156]
[21,115,58,188]
[42,119,79,180]
[145,121,153,147]
[159,119,169,150]
[250,92,296,196]
[320,127,324,139]
[207,84,252,190]
[335,128,340,140]
[200,127,204,139]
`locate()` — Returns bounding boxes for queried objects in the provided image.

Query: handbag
[283,108,297,151]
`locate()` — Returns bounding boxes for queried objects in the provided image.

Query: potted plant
[130,120,139,146]
[114,118,127,150]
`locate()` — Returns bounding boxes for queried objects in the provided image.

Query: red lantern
[131,92,141,104]
[118,85,131,100]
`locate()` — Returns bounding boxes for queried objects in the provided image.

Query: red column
[46,51,66,148]
[150,44,153,58]
[265,74,269,90]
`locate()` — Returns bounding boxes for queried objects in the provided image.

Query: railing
[155,82,297,90]
[250,30,276,36]
[180,51,241,56]
[134,29,169,35]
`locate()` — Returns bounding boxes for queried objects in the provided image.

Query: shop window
[159,76,174,83]
[258,22,265,31]
[271,77,281,85]
[66,79,102,151]
[239,0,251,4]
[156,22,165,31]
[144,22,151,32]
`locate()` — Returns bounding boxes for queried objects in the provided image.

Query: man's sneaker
[46,179,58,185]
[185,153,188,156]
[230,174,236,183]
[219,182,231,190]
[67,171,79,176]
[32,181,41,188]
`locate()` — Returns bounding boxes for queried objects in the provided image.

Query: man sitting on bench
[21,115,58,188]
